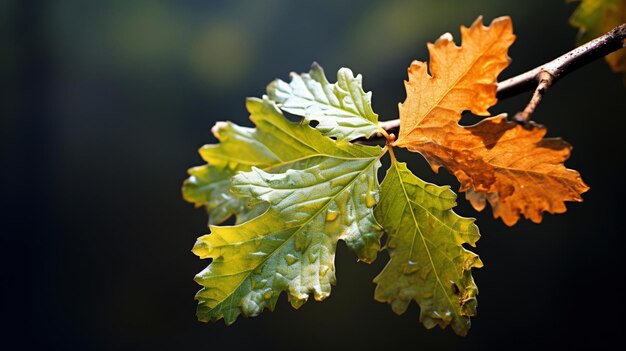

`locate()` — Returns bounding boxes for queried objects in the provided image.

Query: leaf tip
[211,121,230,139]
[436,32,455,45]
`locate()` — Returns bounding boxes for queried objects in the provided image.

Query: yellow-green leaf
[570,0,626,75]
[267,62,381,141]
[182,97,380,224]
[374,161,482,336]
[192,99,385,324]
[182,164,267,225]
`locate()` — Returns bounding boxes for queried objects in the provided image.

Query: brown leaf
[405,116,589,226]
[394,16,589,225]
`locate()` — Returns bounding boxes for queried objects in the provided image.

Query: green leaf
[569,0,626,77]
[182,165,267,225]
[267,62,381,141]
[183,97,381,224]
[570,0,624,44]
[192,98,385,324]
[373,161,482,336]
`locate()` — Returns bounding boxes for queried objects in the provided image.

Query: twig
[513,71,553,125]
[372,23,626,138]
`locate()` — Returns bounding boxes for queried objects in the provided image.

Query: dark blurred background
[2,0,625,349]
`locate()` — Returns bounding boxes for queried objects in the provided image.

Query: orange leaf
[394,16,589,225]
[394,16,515,144]
[405,116,589,226]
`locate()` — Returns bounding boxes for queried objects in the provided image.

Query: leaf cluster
[183,16,588,335]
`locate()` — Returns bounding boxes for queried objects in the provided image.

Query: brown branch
[372,23,626,139]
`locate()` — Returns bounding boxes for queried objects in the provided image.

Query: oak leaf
[394,16,589,225]
[374,161,481,335]
[267,63,381,141]
[407,116,589,226]
[183,96,380,225]
[191,97,385,324]
[394,16,515,141]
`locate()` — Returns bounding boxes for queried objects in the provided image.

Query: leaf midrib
[392,162,461,319]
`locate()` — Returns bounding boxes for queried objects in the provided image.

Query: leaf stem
[387,143,397,163]
[513,71,553,125]
[378,127,393,142]
[372,23,626,138]
[379,129,398,162]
